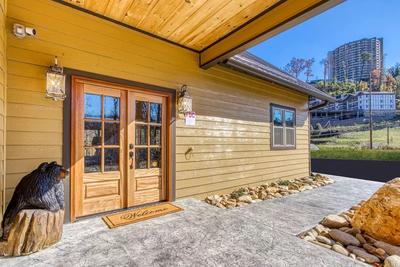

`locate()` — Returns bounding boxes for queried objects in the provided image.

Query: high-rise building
[327,37,383,82]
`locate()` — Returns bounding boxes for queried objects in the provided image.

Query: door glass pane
[104,96,120,120]
[84,121,101,146]
[84,147,101,173]
[150,126,161,145]
[135,125,147,145]
[135,148,148,169]
[150,103,161,123]
[273,108,283,126]
[150,148,161,168]
[104,122,119,145]
[135,101,148,122]
[285,110,295,128]
[104,148,119,172]
[84,94,102,119]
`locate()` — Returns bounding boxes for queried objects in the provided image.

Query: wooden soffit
[59,0,343,68]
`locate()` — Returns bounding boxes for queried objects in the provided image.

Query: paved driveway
[0,175,382,267]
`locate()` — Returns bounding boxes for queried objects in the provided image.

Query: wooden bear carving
[1,161,68,241]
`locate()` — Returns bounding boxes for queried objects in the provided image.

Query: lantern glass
[178,95,192,114]
[46,71,66,100]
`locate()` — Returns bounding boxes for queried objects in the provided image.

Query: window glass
[84,148,101,173]
[135,148,148,169]
[273,108,283,126]
[285,111,295,128]
[271,105,296,148]
[84,94,101,119]
[136,101,148,122]
[104,122,119,145]
[84,121,101,146]
[104,96,120,120]
[150,103,162,123]
[104,148,119,172]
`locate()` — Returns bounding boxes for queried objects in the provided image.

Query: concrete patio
[0,175,382,267]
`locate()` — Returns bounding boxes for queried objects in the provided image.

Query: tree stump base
[0,209,64,256]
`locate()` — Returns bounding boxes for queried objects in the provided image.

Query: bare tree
[304,58,315,82]
[283,57,307,78]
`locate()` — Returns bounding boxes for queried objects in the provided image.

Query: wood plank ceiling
[62,0,281,51]
[60,0,343,68]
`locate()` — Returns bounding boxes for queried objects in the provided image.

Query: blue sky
[249,0,400,81]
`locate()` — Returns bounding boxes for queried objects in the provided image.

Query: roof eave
[221,59,336,102]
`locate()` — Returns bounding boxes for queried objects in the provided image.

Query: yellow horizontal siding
[0,0,5,221]
[5,0,310,205]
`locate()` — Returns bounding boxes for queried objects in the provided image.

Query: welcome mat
[102,203,183,229]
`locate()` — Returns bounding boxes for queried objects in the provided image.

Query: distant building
[312,91,396,119]
[327,38,384,82]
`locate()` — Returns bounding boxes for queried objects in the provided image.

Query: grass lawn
[311,148,400,161]
[311,127,400,161]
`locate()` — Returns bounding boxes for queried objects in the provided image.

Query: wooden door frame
[64,69,176,223]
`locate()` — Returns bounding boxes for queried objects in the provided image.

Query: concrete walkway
[0,175,382,267]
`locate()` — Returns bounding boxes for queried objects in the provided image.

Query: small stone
[304,236,314,242]
[375,241,400,256]
[349,253,356,260]
[215,203,226,209]
[258,191,268,200]
[321,215,350,228]
[347,246,380,264]
[356,256,366,263]
[316,235,334,246]
[252,199,262,203]
[206,195,222,205]
[314,224,328,235]
[345,228,361,235]
[274,193,282,198]
[363,243,378,255]
[376,248,386,257]
[310,240,332,249]
[384,255,400,267]
[329,229,360,246]
[332,244,349,256]
[356,233,367,244]
[237,195,253,203]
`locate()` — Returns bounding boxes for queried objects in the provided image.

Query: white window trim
[271,105,296,150]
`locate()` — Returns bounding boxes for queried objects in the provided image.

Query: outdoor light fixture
[46,56,66,101]
[177,85,192,113]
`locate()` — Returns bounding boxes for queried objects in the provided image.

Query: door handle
[129,151,134,169]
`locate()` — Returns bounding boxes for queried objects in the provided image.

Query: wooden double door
[71,77,169,220]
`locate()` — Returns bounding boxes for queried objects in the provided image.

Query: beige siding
[0,0,6,220]
[5,0,310,204]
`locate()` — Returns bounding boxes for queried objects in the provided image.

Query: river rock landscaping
[205,174,334,208]
[299,178,400,267]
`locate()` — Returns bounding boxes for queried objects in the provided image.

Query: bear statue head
[39,161,69,181]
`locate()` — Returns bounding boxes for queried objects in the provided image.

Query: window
[271,105,296,149]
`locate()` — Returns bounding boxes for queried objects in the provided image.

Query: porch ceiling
[59,0,343,68]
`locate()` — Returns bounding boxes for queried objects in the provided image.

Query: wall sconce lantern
[46,56,66,101]
[177,85,192,114]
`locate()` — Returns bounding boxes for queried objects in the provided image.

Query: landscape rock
[384,255,400,267]
[352,178,400,245]
[321,215,350,228]
[347,246,380,264]
[316,235,334,246]
[375,241,400,256]
[0,209,64,256]
[329,229,360,246]
[332,244,349,256]
[237,195,253,204]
